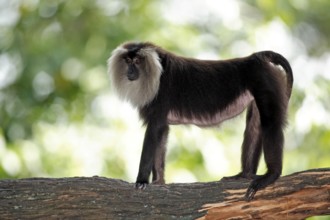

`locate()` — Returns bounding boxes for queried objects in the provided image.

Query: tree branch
[0,169,329,219]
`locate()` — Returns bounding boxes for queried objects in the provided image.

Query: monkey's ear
[107,46,128,74]
[109,46,127,61]
[139,48,163,77]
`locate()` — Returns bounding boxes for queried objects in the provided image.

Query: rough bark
[0,169,329,220]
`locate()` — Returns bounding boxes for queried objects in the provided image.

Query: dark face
[124,55,142,81]
[123,43,145,81]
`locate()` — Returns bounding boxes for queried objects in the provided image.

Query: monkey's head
[108,42,163,107]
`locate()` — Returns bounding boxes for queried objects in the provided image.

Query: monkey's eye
[124,57,132,64]
[133,57,140,65]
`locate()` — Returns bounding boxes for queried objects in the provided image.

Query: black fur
[112,42,293,200]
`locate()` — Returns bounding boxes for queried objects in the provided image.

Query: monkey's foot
[151,179,165,185]
[135,182,148,190]
[245,173,280,201]
[222,172,256,181]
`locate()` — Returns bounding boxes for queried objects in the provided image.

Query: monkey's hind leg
[240,101,263,178]
[222,101,262,181]
[245,87,285,200]
[245,127,283,200]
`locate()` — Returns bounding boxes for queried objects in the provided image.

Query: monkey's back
[161,57,253,126]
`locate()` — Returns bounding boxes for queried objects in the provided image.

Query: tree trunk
[0,169,329,219]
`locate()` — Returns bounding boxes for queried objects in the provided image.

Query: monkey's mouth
[127,73,139,81]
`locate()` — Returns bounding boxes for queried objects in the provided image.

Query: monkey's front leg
[135,122,169,189]
[152,126,169,185]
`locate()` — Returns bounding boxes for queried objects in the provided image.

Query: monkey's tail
[257,51,294,98]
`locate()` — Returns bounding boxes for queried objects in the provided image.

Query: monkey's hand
[135,181,148,190]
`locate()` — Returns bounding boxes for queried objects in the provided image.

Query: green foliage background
[0,1,329,218]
